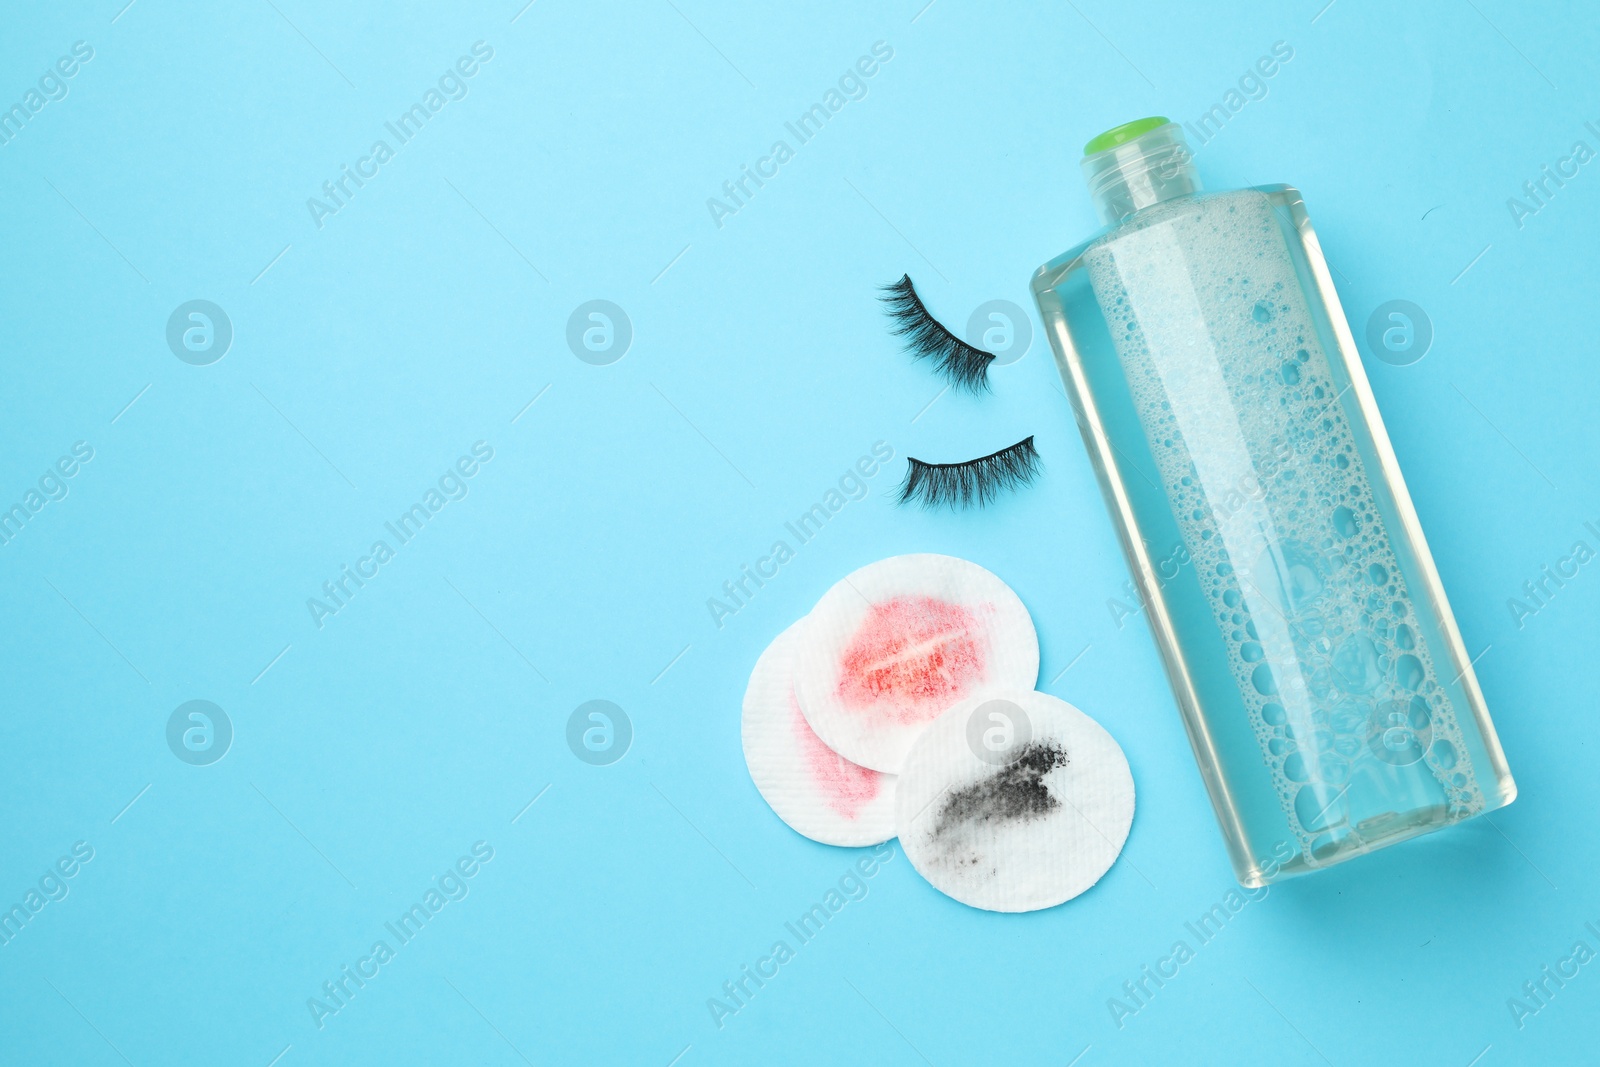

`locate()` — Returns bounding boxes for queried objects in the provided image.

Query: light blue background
[2,1,1597,1064]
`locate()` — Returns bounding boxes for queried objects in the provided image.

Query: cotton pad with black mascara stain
[895,689,1134,912]
[742,619,897,847]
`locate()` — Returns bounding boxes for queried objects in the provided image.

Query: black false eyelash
[897,436,1041,509]
[880,274,996,394]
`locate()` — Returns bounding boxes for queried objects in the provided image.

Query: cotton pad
[793,554,1039,774]
[895,690,1134,912]
[742,619,897,847]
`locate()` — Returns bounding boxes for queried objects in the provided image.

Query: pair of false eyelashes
[882,274,1040,509]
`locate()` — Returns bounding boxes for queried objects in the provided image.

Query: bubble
[1295,786,1336,831]
[1328,701,1363,733]
[1319,755,1349,784]
[1309,831,1347,860]
[1332,506,1359,538]
[1395,654,1424,691]
[1332,634,1381,693]
[1252,663,1278,696]
[1261,703,1287,725]
[1252,541,1326,614]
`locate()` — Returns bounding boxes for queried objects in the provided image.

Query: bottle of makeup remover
[1031,118,1515,885]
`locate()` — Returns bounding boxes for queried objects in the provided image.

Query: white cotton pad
[793,554,1039,774]
[742,619,898,847]
[895,690,1134,912]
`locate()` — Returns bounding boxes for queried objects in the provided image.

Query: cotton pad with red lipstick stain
[896,690,1135,912]
[793,554,1040,774]
[742,619,897,847]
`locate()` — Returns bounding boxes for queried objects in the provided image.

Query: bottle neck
[1081,123,1201,226]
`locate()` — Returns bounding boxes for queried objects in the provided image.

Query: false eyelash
[880,274,996,394]
[897,436,1041,509]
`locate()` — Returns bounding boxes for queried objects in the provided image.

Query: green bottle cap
[1083,117,1171,157]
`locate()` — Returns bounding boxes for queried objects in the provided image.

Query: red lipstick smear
[835,595,988,723]
[790,693,881,818]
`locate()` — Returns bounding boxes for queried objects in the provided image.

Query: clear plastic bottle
[1031,118,1516,885]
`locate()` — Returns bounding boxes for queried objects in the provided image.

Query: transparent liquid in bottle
[1031,120,1515,884]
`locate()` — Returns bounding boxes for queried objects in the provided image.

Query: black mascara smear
[879,274,996,394]
[933,740,1070,842]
